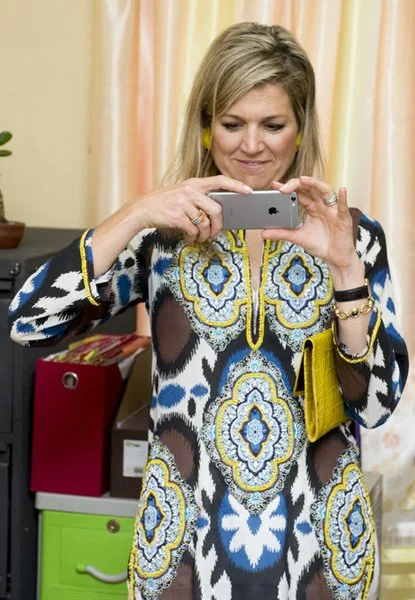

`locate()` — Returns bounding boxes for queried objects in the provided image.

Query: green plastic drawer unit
[40,510,135,600]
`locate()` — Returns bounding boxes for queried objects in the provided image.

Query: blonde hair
[165,22,324,184]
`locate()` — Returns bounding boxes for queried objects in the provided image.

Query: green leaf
[0,131,13,146]
[0,150,12,157]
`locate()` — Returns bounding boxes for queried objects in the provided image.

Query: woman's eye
[222,123,241,131]
[266,124,284,132]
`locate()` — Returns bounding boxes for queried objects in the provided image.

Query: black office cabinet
[0,227,137,599]
[0,446,10,597]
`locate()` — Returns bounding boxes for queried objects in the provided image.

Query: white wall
[0,0,95,228]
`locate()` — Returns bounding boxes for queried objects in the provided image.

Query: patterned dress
[8,212,408,600]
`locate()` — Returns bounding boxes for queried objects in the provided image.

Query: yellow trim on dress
[324,463,375,594]
[244,236,269,351]
[265,240,334,329]
[133,458,186,580]
[216,372,294,492]
[128,544,137,598]
[79,229,100,307]
[180,231,247,327]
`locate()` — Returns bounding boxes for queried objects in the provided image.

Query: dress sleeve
[8,227,155,347]
[333,213,409,428]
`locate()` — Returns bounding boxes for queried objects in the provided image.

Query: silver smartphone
[209,190,300,230]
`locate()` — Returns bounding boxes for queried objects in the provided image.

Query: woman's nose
[240,127,264,154]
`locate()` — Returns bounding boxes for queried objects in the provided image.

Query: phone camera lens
[291,196,296,202]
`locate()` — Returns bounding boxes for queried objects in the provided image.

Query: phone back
[210,190,299,230]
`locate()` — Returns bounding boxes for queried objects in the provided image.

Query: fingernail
[243,185,253,192]
[280,185,288,192]
[300,175,311,179]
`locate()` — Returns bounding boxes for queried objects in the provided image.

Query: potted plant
[0,130,25,248]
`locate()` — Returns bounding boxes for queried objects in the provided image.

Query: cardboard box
[110,345,152,499]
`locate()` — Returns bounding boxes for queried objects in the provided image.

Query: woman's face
[211,83,298,190]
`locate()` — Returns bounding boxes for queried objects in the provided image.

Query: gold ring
[191,209,207,225]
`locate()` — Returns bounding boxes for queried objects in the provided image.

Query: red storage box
[31,359,125,496]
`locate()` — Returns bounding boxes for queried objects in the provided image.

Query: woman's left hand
[262,176,362,277]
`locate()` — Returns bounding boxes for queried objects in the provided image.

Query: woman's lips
[236,159,270,171]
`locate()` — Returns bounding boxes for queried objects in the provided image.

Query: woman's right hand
[133,175,252,243]
[91,175,251,277]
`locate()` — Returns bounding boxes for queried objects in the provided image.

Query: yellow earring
[202,128,211,150]
[296,132,302,150]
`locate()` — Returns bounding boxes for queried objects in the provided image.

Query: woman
[9,22,408,600]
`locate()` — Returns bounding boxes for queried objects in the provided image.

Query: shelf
[35,491,138,517]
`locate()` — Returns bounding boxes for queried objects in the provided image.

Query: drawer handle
[76,564,127,583]
[62,372,79,390]
[107,518,120,533]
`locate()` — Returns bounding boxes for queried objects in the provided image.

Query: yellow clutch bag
[293,328,348,442]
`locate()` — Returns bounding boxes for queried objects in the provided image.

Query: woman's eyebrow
[221,113,288,120]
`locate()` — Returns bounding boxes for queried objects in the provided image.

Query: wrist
[125,196,152,231]
[329,255,365,291]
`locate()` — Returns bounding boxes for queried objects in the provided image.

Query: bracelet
[333,278,370,303]
[334,297,374,320]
